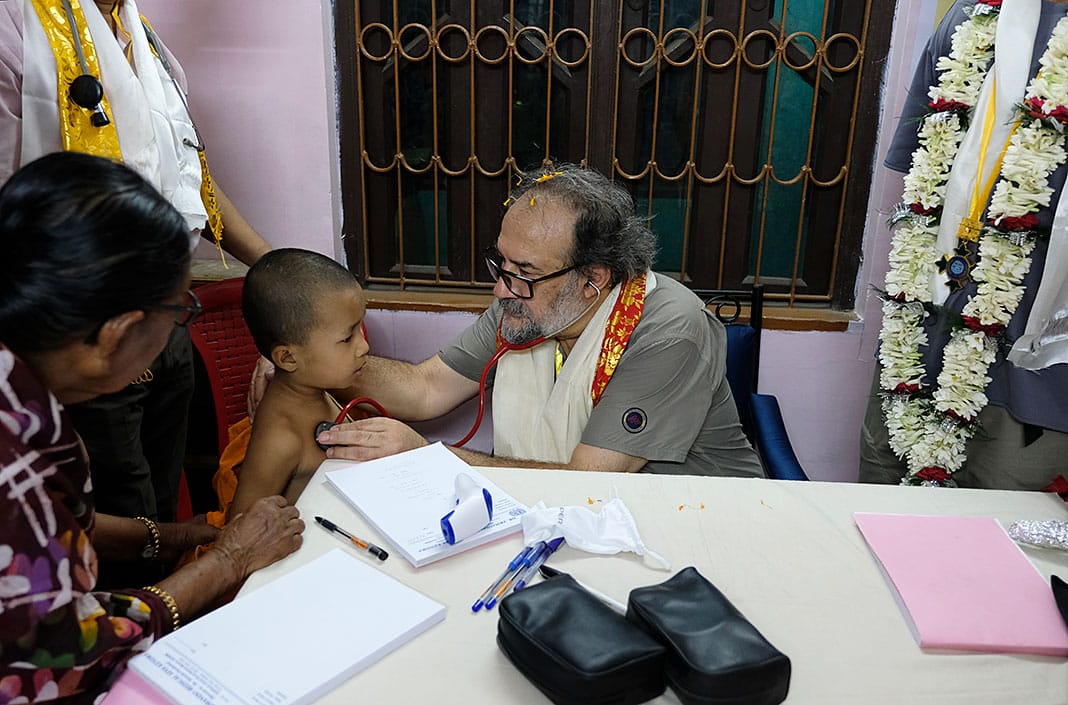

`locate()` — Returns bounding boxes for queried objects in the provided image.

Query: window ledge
[190,265,855,333]
[191,257,248,283]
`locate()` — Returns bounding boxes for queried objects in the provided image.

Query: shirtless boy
[230,248,369,516]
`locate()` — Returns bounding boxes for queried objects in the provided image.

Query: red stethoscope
[325,336,547,448]
[321,280,604,448]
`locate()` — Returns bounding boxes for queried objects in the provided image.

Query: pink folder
[100,670,170,705]
[854,513,1068,656]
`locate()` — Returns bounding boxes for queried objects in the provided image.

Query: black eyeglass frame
[484,248,579,299]
[144,288,203,327]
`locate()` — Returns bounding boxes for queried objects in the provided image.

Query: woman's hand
[158,516,220,564]
[246,356,275,422]
[316,417,429,461]
[214,495,303,577]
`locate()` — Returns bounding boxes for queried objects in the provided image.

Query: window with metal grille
[335,0,893,309]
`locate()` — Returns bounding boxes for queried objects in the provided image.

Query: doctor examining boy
[308,164,762,479]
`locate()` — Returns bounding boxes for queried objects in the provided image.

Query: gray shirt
[438,274,763,477]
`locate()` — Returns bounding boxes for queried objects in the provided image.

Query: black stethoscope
[59,0,205,150]
[318,280,604,449]
[60,0,110,126]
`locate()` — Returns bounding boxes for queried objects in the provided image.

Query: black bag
[626,567,790,705]
[497,575,668,705]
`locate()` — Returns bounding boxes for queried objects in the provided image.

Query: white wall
[140,0,942,482]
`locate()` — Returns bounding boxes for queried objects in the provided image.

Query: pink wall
[137,1,941,482]
[136,0,339,260]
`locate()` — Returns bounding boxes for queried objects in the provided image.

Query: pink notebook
[854,513,1068,656]
[101,670,170,705]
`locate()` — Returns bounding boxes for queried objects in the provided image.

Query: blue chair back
[690,286,808,480]
[693,287,764,439]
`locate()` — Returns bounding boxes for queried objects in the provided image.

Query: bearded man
[315,164,762,477]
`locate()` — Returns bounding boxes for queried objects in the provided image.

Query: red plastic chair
[188,278,261,456]
[182,275,371,513]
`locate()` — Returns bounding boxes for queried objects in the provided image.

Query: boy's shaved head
[243,248,361,358]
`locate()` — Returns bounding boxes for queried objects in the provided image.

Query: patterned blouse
[0,344,171,704]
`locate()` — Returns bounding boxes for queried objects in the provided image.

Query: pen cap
[441,474,493,545]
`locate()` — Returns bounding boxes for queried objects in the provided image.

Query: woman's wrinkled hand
[158,518,220,563]
[215,495,303,577]
[246,356,275,422]
[316,416,429,462]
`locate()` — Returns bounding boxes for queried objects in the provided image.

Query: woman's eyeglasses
[484,248,577,299]
[145,289,203,327]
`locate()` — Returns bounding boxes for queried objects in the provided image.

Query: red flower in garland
[1042,475,1068,502]
[944,409,977,425]
[1024,96,1068,124]
[916,466,952,484]
[928,98,970,113]
[909,202,940,216]
[961,315,1005,338]
[893,382,919,394]
[992,213,1039,232]
[976,0,1002,7]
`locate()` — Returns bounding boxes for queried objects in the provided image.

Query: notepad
[128,549,445,705]
[324,442,528,567]
[855,512,1068,656]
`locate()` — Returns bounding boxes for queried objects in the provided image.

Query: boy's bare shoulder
[246,385,330,464]
[244,391,309,462]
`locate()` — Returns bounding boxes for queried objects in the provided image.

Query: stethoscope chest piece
[314,421,337,451]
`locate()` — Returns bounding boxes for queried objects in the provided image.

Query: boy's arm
[229,421,302,519]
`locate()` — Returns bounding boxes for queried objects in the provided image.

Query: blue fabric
[722,322,807,480]
[723,325,756,432]
[750,394,808,481]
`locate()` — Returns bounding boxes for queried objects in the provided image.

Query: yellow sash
[28,0,121,158]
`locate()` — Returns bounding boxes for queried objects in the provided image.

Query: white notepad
[324,442,528,567]
[129,549,445,705]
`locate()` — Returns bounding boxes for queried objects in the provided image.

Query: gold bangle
[142,585,181,631]
[134,516,161,560]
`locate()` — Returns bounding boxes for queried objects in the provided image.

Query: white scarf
[930,0,1038,304]
[493,273,657,463]
[20,0,206,236]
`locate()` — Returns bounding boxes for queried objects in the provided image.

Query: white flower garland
[879,4,1068,486]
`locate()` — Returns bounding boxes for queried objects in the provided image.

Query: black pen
[315,516,388,561]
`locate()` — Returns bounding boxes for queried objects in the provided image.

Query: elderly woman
[0,153,303,703]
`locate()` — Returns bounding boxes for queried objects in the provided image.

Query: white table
[241,467,1068,704]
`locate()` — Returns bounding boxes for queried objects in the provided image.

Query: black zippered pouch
[626,567,790,705]
[497,575,667,705]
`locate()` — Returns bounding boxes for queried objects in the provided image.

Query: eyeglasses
[484,248,578,299]
[145,289,203,327]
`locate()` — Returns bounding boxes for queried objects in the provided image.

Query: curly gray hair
[506,163,657,285]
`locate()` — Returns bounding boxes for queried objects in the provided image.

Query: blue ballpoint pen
[484,542,547,611]
[513,537,565,592]
[471,545,534,612]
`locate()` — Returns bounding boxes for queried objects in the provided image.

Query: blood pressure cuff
[497,575,667,705]
[626,567,790,705]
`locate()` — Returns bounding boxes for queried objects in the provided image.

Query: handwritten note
[324,443,527,567]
